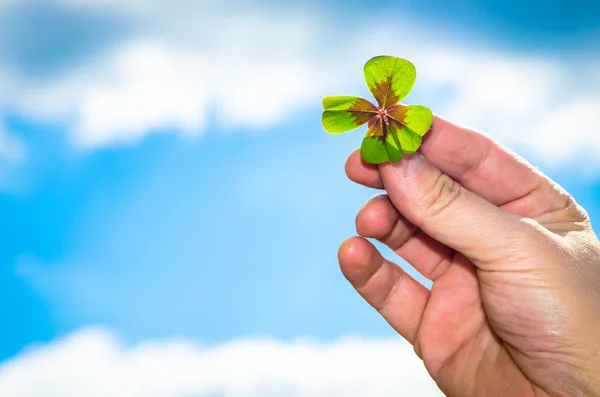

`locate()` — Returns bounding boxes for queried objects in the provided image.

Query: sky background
[0,0,599,395]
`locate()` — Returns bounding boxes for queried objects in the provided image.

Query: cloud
[0,0,336,149]
[0,0,599,168]
[69,42,208,147]
[413,49,600,169]
[0,328,442,397]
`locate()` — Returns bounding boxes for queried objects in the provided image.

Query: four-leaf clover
[322,56,433,164]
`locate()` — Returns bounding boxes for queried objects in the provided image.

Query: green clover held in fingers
[322,56,433,164]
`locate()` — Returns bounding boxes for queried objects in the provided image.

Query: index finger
[346,115,546,207]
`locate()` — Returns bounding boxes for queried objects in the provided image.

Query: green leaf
[361,136,389,164]
[360,119,404,164]
[361,118,389,164]
[322,96,378,134]
[363,56,416,108]
[321,55,430,164]
[392,121,422,154]
[388,104,433,136]
[384,122,403,161]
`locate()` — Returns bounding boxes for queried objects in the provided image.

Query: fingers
[379,154,550,270]
[500,179,589,229]
[419,115,545,207]
[345,148,383,189]
[338,237,429,343]
[345,115,576,218]
[356,194,453,281]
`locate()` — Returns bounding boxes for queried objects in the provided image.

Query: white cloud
[0,1,336,149]
[71,42,208,148]
[0,329,442,397]
[417,51,600,168]
[0,0,599,168]
[527,95,600,165]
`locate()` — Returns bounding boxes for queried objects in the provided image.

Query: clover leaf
[322,56,433,164]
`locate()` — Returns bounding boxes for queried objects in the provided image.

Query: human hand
[338,116,600,396]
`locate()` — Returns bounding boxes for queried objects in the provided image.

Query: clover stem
[378,107,390,126]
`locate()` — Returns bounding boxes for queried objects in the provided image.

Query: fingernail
[392,153,424,179]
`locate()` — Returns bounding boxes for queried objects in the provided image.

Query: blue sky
[0,0,599,395]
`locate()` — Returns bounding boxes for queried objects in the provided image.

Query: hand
[338,116,600,396]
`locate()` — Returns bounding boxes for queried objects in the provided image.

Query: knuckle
[419,173,462,219]
[476,216,559,269]
[374,271,404,311]
[556,187,589,223]
[512,217,546,246]
[517,217,561,243]
[510,217,557,259]
[568,199,591,223]
[517,216,542,231]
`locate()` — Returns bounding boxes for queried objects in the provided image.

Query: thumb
[379,153,544,270]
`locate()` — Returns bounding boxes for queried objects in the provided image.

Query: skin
[338,115,600,396]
